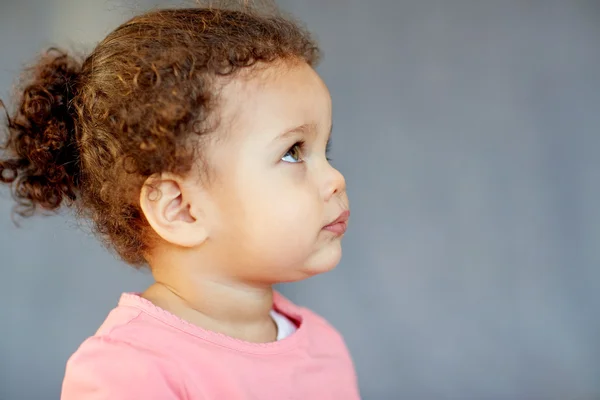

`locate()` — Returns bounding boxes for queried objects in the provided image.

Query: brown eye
[281,142,304,163]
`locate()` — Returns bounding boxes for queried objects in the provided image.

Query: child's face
[201,61,348,283]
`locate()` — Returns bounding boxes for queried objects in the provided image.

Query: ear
[140,173,209,248]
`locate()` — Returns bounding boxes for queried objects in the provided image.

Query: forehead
[217,61,332,139]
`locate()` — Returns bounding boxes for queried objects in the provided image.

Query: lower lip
[323,221,347,235]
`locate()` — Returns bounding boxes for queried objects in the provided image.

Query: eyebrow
[272,123,333,143]
[272,123,315,143]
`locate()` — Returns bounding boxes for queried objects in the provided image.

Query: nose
[322,163,346,201]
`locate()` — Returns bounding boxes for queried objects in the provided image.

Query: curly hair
[0,6,320,266]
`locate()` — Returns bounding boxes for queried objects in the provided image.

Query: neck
[142,254,277,343]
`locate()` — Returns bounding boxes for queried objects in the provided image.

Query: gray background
[1,0,599,399]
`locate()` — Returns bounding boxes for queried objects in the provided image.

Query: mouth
[322,210,350,235]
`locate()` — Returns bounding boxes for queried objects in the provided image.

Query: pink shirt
[61,292,360,399]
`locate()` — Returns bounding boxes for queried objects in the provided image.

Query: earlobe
[140,174,209,248]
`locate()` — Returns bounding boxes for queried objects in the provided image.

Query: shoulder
[61,335,187,400]
[61,297,191,400]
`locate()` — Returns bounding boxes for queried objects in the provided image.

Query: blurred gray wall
[1,1,599,399]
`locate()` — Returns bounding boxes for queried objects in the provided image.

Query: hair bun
[0,48,82,216]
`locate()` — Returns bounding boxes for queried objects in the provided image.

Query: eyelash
[283,140,332,163]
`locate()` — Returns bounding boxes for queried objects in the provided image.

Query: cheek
[258,172,318,223]
[244,174,320,236]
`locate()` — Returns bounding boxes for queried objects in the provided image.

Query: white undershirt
[270,309,297,340]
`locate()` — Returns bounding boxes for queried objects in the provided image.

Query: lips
[323,210,350,235]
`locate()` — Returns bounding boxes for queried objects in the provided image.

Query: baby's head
[0,6,348,283]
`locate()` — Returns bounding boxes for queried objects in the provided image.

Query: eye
[281,141,304,163]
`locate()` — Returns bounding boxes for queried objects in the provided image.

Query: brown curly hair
[0,6,320,266]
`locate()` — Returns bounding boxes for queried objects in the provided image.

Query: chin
[270,242,343,283]
[274,255,342,284]
[300,243,343,277]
